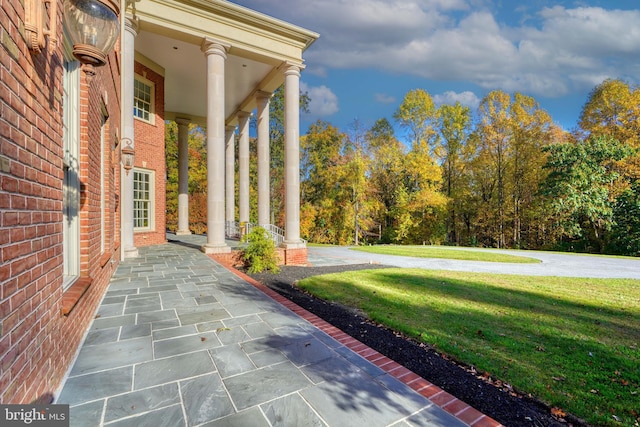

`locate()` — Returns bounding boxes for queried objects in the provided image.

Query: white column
[121,15,138,259]
[282,63,304,247]
[256,91,271,227]
[201,39,230,253]
[176,118,191,235]
[225,125,236,235]
[237,111,250,227]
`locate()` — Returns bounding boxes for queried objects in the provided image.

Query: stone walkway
[56,240,500,426]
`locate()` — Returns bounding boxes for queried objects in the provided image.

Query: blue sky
[232,0,640,142]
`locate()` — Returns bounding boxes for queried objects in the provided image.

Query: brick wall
[133,62,166,247]
[0,1,120,403]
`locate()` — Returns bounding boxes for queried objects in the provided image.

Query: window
[62,39,80,290]
[133,76,154,123]
[133,169,154,230]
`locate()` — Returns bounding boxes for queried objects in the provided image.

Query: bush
[240,227,280,273]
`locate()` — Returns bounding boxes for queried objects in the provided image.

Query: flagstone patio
[56,238,499,426]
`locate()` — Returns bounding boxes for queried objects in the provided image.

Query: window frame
[133,75,155,125]
[133,168,155,232]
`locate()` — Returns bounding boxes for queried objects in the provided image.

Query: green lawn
[298,269,640,426]
[351,245,541,263]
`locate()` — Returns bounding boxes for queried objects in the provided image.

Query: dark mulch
[248,264,587,427]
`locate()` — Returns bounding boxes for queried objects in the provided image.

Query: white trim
[133,168,155,232]
[100,115,106,253]
[62,35,80,290]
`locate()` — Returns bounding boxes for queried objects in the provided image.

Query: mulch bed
[248,264,587,427]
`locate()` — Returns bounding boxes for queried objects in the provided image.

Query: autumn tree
[300,121,348,243]
[366,119,406,242]
[393,89,438,152]
[165,121,209,234]
[508,93,555,248]
[436,102,472,244]
[475,90,512,247]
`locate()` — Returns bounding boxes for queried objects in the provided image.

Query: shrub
[240,226,280,273]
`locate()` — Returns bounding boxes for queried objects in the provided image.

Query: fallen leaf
[215,327,230,333]
[200,337,206,342]
[590,389,599,394]
[551,407,566,417]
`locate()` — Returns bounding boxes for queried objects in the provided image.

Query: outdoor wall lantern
[63,0,120,72]
[120,138,135,174]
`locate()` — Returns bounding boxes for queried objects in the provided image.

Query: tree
[541,136,634,253]
[367,119,406,242]
[579,79,640,148]
[436,102,472,244]
[508,93,554,248]
[475,90,512,248]
[300,121,349,243]
[393,89,438,152]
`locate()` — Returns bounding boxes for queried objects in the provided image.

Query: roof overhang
[131,0,319,125]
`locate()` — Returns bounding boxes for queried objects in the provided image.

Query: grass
[351,245,541,263]
[298,269,640,426]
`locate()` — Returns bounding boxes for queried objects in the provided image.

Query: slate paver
[180,373,235,425]
[133,351,215,390]
[104,383,181,423]
[261,393,327,427]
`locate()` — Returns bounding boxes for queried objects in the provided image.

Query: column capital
[280,61,305,76]
[225,125,236,133]
[175,117,191,127]
[124,14,139,37]
[237,111,251,120]
[201,38,230,58]
[256,90,272,101]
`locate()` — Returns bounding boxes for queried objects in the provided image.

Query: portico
[122,0,318,261]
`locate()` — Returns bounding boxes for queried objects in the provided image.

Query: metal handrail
[226,221,305,245]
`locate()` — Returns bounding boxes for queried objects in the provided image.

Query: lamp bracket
[25,0,57,53]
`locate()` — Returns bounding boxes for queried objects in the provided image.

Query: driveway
[308,246,640,279]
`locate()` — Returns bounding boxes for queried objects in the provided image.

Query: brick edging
[219,260,503,427]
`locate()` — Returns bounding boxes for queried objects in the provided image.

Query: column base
[201,244,231,255]
[280,240,307,250]
[123,246,139,259]
[176,229,192,236]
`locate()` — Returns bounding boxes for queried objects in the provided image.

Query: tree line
[166,79,640,256]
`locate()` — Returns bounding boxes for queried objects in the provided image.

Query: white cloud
[375,93,396,104]
[234,1,640,97]
[433,91,480,109]
[300,82,339,117]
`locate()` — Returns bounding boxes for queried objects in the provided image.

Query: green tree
[541,136,634,253]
